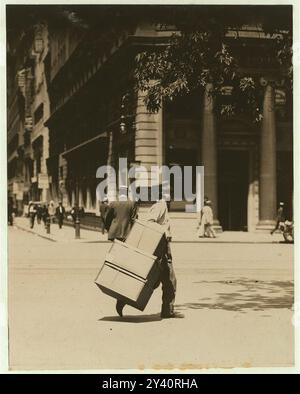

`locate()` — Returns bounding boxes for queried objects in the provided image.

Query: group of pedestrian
[28,200,66,229]
[196,198,289,238]
[28,202,47,229]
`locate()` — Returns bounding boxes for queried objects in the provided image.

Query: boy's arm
[147,203,160,223]
[131,202,138,222]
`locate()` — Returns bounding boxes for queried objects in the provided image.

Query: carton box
[125,219,167,258]
[105,240,159,280]
[95,240,160,311]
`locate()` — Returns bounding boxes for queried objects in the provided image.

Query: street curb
[14,224,57,242]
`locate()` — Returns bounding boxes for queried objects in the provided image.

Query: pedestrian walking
[41,204,49,228]
[270,202,285,235]
[56,201,65,229]
[28,202,37,229]
[99,197,109,234]
[70,203,80,227]
[48,200,56,223]
[146,189,183,319]
[198,200,216,238]
[36,204,43,224]
[8,198,14,226]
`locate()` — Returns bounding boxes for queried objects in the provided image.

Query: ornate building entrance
[218,150,249,231]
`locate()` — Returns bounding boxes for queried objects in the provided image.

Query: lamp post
[46,216,51,234]
[120,92,134,135]
[120,94,127,135]
[75,178,80,239]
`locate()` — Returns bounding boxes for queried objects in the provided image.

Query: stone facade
[7,12,293,231]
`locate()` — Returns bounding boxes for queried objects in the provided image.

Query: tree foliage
[133,6,292,122]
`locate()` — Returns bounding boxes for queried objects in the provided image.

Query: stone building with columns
[42,17,292,232]
[30,22,51,203]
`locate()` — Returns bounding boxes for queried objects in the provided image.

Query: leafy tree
[133,5,292,122]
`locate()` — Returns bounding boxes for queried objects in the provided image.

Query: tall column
[86,186,93,212]
[257,83,277,231]
[135,90,163,189]
[59,154,68,206]
[72,189,76,207]
[201,83,220,228]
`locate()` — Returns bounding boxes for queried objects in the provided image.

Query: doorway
[166,147,198,211]
[218,150,249,231]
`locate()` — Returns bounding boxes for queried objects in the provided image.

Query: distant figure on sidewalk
[270,202,285,235]
[56,201,65,229]
[41,204,49,228]
[99,197,109,234]
[28,202,37,229]
[197,195,209,229]
[70,203,80,227]
[198,200,216,238]
[48,200,56,223]
[36,204,43,224]
[8,198,14,226]
[146,188,183,319]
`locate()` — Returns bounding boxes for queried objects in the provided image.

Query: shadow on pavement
[99,313,162,323]
[176,279,294,313]
[85,240,111,244]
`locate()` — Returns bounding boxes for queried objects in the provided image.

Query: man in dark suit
[270,202,285,235]
[99,197,109,234]
[106,197,138,242]
[56,201,65,229]
[41,204,49,228]
[106,193,138,316]
[28,202,37,229]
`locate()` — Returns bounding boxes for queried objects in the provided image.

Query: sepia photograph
[2,0,298,372]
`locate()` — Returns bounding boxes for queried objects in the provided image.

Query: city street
[8,226,294,370]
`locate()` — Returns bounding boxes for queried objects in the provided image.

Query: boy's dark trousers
[30,213,36,229]
[158,240,177,317]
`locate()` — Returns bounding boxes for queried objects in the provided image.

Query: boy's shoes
[116,300,126,317]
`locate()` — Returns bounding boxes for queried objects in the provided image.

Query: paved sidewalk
[13,216,284,244]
